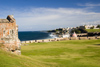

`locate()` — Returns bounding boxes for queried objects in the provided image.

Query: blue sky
[0,0,100,31]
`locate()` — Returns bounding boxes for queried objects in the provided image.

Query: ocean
[18,31,57,41]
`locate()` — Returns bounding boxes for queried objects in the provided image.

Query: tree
[90,26,94,29]
[97,25,100,28]
[71,29,81,33]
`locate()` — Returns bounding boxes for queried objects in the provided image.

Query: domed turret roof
[72,32,77,37]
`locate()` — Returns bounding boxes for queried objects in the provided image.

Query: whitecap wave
[49,33,58,38]
[62,34,70,38]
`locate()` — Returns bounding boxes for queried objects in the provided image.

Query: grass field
[0,39,100,67]
[86,29,100,32]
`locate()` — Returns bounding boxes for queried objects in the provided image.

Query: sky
[0,0,100,31]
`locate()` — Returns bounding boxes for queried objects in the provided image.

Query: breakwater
[21,36,100,44]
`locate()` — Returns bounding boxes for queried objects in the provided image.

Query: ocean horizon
[18,31,57,41]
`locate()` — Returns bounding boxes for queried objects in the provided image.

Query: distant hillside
[71,28,88,33]
[86,29,100,32]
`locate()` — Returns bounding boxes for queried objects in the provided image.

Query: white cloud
[82,21,100,25]
[78,3,100,7]
[0,7,100,31]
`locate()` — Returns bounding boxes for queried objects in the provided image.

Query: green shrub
[97,25,100,28]
[90,26,94,29]
[71,29,81,33]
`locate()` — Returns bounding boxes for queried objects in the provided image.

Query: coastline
[21,36,100,44]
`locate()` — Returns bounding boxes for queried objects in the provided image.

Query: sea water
[18,31,57,41]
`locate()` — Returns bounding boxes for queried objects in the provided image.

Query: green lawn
[0,39,100,67]
[86,29,100,32]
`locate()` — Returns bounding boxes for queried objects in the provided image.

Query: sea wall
[21,36,100,44]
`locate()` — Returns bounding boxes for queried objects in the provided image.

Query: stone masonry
[0,15,21,55]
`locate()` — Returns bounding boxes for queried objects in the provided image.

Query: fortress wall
[88,37,96,40]
[21,37,75,44]
[69,37,79,40]
[0,15,21,55]
[42,39,50,42]
[79,37,88,40]
[21,36,100,44]
[30,40,35,43]
[35,40,43,43]
[49,39,55,41]
[77,33,87,36]
[63,38,69,40]
[21,41,26,43]
[97,36,100,39]
[56,38,63,41]
[25,41,30,43]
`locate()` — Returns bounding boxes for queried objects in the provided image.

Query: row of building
[79,25,100,29]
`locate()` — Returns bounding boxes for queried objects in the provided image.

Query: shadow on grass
[94,44,100,45]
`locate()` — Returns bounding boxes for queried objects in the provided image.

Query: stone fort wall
[0,15,21,55]
[21,36,100,44]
